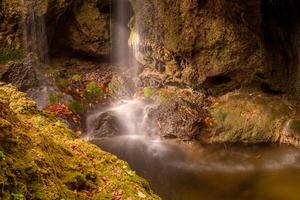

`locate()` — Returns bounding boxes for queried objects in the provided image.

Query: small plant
[0,151,5,161]
[48,93,64,104]
[11,192,24,200]
[108,76,120,94]
[84,81,104,102]
[56,78,69,90]
[143,87,156,98]
[0,49,22,64]
[71,74,81,82]
[68,100,85,115]
[219,112,228,122]
[290,119,300,135]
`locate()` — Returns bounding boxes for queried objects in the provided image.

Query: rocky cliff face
[130,0,265,90]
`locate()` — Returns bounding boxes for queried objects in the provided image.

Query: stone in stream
[92,111,123,138]
[141,87,205,140]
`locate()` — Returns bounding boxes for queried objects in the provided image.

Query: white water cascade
[85,99,157,141]
[85,0,153,141]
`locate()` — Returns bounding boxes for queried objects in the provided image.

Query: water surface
[92,136,300,200]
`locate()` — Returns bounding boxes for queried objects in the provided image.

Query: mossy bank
[0,83,160,200]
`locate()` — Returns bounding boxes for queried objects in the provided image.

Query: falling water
[20,0,49,63]
[85,99,157,141]
[84,0,153,139]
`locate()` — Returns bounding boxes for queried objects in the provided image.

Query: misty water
[86,100,300,200]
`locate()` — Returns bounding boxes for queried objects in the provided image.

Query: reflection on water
[92,136,300,200]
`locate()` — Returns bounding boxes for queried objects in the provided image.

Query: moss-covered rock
[140,87,205,140]
[0,83,160,199]
[208,88,294,144]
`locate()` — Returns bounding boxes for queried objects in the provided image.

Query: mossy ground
[0,83,160,200]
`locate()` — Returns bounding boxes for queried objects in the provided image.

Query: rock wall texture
[0,0,111,58]
[2,0,300,98]
[129,0,265,89]
[53,0,111,58]
[262,0,300,96]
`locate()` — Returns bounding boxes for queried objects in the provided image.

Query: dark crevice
[261,0,300,94]
[205,75,232,86]
[261,83,285,95]
[202,75,239,97]
[196,0,207,7]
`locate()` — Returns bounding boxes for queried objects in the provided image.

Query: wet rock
[0,54,65,108]
[207,88,294,144]
[0,54,39,91]
[129,0,265,89]
[137,67,165,88]
[146,88,205,140]
[108,75,135,98]
[90,111,123,138]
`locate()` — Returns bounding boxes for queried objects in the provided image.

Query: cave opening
[261,0,300,94]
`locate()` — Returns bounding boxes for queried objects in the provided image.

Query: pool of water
[92,135,300,200]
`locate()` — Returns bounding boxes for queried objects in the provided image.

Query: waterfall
[20,0,49,63]
[85,99,157,140]
[85,1,157,141]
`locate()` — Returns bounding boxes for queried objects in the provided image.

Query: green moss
[108,76,120,94]
[68,100,84,115]
[0,83,160,199]
[0,151,5,161]
[0,49,23,64]
[48,93,64,104]
[143,87,156,98]
[217,112,228,122]
[289,120,300,135]
[71,74,81,82]
[210,89,292,143]
[63,172,97,191]
[56,78,69,91]
[11,192,25,200]
[84,81,104,102]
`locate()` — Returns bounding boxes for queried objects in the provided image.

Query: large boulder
[206,88,297,145]
[142,87,205,140]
